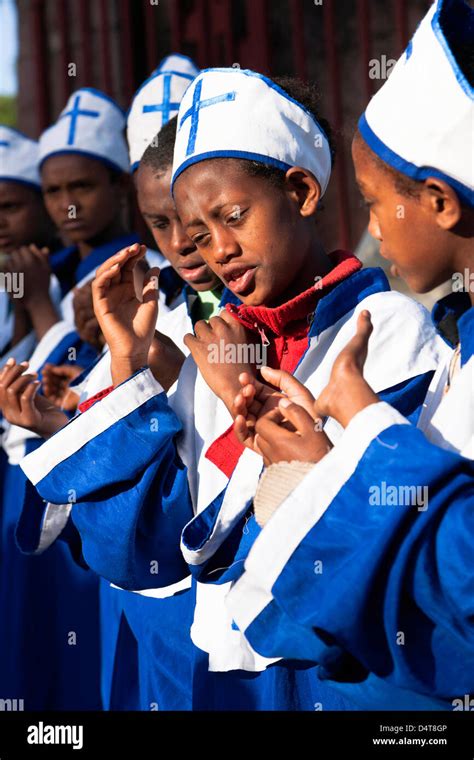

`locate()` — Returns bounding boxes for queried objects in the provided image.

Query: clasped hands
[185,309,380,466]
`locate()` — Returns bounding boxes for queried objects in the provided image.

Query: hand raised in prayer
[4,244,51,305]
[41,363,83,412]
[183,311,257,414]
[251,401,332,466]
[0,359,68,438]
[147,331,186,392]
[73,282,105,351]
[314,310,379,428]
[233,366,331,463]
[91,243,160,386]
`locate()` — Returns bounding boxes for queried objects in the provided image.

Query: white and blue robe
[20,266,449,709]
[14,285,235,711]
[0,233,143,709]
[223,293,473,710]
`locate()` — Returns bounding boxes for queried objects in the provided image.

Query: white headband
[127,55,199,171]
[0,126,41,189]
[39,88,130,173]
[359,0,473,207]
[171,68,332,195]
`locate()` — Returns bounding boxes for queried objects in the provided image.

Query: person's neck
[269,241,333,308]
[77,220,128,260]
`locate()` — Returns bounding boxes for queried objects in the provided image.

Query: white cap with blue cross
[39,88,130,173]
[359,0,474,207]
[127,54,200,171]
[171,68,332,196]
[0,126,41,189]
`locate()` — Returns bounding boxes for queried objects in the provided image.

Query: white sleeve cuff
[21,367,164,486]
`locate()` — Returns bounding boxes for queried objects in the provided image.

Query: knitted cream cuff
[253,460,315,527]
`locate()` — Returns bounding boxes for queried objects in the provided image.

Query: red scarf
[206,251,362,476]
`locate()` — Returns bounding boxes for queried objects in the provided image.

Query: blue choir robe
[14,286,233,711]
[20,267,448,709]
[0,233,140,710]
[223,294,474,710]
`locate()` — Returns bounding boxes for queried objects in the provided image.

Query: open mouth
[223,266,257,295]
[178,262,211,283]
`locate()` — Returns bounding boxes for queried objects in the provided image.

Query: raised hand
[314,310,379,428]
[91,243,160,386]
[4,244,59,339]
[41,363,83,411]
[4,244,51,304]
[233,366,318,448]
[183,310,258,414]
[147,331,186,392]
[252,401,332,467]
[0,359,68,438]
[72,282,104,351]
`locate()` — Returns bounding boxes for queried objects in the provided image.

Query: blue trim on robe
[243,424,474,707]
[181,370,436,584]
[20,265,447,711]
[33,391,193,590]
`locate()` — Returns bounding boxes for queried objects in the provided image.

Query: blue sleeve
[377,370,434,424]
[240,423,474,701]
[21,370,194,590]
[181,369,436,585]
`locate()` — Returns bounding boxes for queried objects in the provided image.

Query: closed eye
[226,207,247,224]
[192,232,211,247]
[152,220,169,230]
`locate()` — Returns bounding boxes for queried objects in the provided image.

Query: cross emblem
[142,73,182,125]
[59,94,100,146]
[179,79,236,156]
[0,141,10,147]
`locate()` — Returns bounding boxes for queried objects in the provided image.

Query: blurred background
[0,0,449,306]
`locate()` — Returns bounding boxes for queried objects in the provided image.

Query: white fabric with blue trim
[127,55,199,171]
[39,88,130,173]
[0,126,41,189]
[171,67,332,195]
[153,53,200,79]
[359,0,473,206]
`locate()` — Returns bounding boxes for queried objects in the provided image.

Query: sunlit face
[352,135,454,293]
[0,181,50,254]
[173,159,318,306]
[41,154,124,244]
[136,164,221,292]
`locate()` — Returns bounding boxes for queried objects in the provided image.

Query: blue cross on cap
[59,94,100,146]
[142,73,182,125]
[0,141,10,147]
[179,79,236,156]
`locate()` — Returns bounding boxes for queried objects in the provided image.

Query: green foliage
[0,96,17,127]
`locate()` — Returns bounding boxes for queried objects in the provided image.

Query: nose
[368,209,382,242]
[212,226,240,265]
[170,221,196,258]
[58,191,80,217]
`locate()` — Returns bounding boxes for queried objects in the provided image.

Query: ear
[284,167,321,216]
[421,177,462,230]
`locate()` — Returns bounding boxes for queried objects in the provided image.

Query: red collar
[225,251,362,338]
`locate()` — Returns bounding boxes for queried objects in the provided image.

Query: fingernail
[6,358,15,366]
[279,398,291,408]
